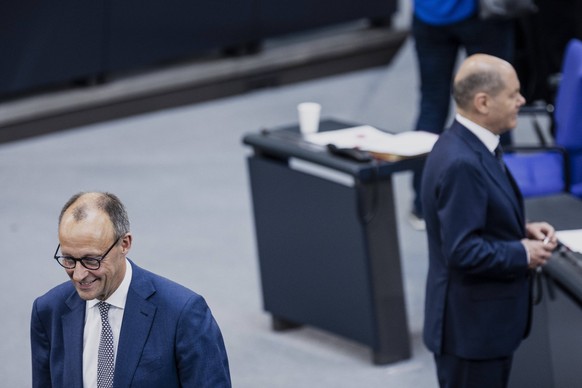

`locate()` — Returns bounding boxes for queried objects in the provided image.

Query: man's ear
[473,92,489,114]
[121,233,132,254]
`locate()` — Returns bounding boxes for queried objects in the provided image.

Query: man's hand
[522,222,558,270]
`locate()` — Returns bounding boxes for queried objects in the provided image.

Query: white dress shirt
[83,259,133,388]
[455,113,500,154]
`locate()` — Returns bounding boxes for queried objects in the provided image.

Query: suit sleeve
[30,299,52,388]
[436,158,528,277]
[175,295,231,388]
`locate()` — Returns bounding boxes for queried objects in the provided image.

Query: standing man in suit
[421,54,557,388]
[31,192,231,387]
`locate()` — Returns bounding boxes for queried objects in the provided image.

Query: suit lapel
[483,151,522,208]
[454,123,525,226]
[504,166,525,221]
[62,292,86,387]
[114,263,157,387]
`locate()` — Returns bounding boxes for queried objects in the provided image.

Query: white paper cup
[297,102,321,134]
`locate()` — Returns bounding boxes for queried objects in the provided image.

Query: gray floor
[0,4,544,385]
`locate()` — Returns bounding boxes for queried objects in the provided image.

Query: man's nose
[71,263,88,280]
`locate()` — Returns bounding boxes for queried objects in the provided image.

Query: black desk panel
[244,119,419,364]
[0,1,399,97]
[257,0,397,38]
[0,1,105,95]
[510,194,582,387]
[106,0,255,72]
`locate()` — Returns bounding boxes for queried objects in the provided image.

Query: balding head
[59,192,130,240]
[453,54,513,111]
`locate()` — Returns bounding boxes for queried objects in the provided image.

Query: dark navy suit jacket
[421,120,531,360]
[31,260,231,387]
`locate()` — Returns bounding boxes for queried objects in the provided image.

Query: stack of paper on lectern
[305,125,438,161]
[556,229,582,253]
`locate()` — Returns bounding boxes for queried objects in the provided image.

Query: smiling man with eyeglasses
[31,192,231,388]
[54,235,122,300]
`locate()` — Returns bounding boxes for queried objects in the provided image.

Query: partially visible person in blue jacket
[31,191,231,387]
[409,0,515,229]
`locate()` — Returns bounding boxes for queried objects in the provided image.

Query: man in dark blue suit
[31,192,231,387]
[421,54,558,388]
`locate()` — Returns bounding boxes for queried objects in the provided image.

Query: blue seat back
[504,152,566,197]
[570,153,582,191]
[554,39,582,191]
[555,39,582,149]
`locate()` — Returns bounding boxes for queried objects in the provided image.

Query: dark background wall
[0,0,397,99]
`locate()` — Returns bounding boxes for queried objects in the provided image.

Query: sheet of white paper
[305,125,438,157]
[556,229,582,253]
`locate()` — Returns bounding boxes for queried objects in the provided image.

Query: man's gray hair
[453,69,505,110]
[59,192,130,240]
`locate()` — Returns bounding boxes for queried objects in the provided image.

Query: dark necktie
[494,145,506,173]
[97,302,115,388]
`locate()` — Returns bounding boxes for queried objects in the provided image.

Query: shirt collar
[87,259,133,310]
[456,113,500,153]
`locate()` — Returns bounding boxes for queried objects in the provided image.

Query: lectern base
[272,316,303,332]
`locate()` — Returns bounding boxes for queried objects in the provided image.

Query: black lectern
[243,119,424,365]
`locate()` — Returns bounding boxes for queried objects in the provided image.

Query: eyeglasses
[54,237,121,270]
